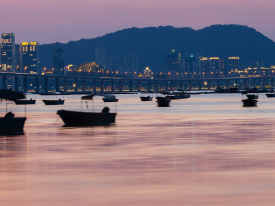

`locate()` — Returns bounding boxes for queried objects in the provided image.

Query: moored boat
[242,99,258,107]
[246,94,258,99]
[156,96,171,107]
[57,94,117,126]
[266,93,275,97]
[14,99,36,105]
[43,99,65,105]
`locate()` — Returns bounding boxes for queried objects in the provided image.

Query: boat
[102,94,119,102]
[43,99,65,105]
[42,92,65,105]
[242,99,258,107]
[14,99,36,105]
[266,93,275,97]
[140,92,153,101]
[57,94,117,126]
[0,90,27,133]
[140,96,153,101]
[246,94,258,99]
[156,96,171,107]
[166,95,181,100]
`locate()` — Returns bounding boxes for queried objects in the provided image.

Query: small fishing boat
[0,90,27,133]
[266,93,275,97]
[156,96,171,107]
[140,92,153,101]
[14,99,36,105]
[102,94,119,102]
[57,94,117,126]
[14,93,36,105]
[43,99,65,105]
[246,94,258,99]
[42,92,65,105]
[242,99,258,107]
[166,95,181,100]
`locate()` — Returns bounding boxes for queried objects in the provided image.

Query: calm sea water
[1,93,275,205]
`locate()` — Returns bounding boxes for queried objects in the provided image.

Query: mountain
[39,24,275,72]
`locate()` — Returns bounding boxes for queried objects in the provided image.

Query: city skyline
[1,0,275,44]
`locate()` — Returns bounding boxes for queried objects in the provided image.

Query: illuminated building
[91,47,106,68]
[182,55,197,77]
[198,57,209,77]
[53,47,64,75]
[143,66,152,79]
[209,57,220,78]
[19,41,39,74]
[165,52,181,73]
[0,33,15,72]
[228,57,239,76]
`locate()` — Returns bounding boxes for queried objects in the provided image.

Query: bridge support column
[198,81,202,90]
[101,80,104,92]
[74,78,78,92]
[262,79,265,89]
[129,81,132,92]
[93,80,96,93]
[170,81,174,91]
[148,81,151,92]
[165,81,168,91]
[119,80,122,92]
[111,80,114,92]
[63,78,67,93]
[226,80,229,89]
[2,75,7,90]
[244,79,247,89]
[207,81,211,90]
[35,77,39,93]
[180,81,183,90]
[217,80,220,88]
[82,79,85,92]
[271,79,274,88]
[252,79,256,88]
[56,78,59,92]
[14,76,18,91]
[155,81,159,91]
[44,78,48,93]
[138,81,141,92]
[189,81,192,91]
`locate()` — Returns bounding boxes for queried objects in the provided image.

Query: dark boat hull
[0,117,26,132]
[242,99,258,107]
[266,94,275,97]
[103,98,119,102]
[14,100,36,105]
[166,95,181,100]
[156,97,171,107]
[43,100,65,105]
[57,110,116,126]
[140,97,153,101]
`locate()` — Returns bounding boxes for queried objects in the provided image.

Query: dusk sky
[1,0,275,44]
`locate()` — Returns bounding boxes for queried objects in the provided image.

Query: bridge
[0,72,274,93]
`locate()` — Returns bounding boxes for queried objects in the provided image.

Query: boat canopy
[81,94,116,100]
[0,90,25,101]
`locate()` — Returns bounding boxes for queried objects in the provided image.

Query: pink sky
[1,0,275,44]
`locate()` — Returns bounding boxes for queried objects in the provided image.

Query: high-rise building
[91,47,106,68]
[0,33,15,72]
[165,52,181,73]
[220,57,227,77]
[121,54,138,77]
[182,55,197,77]
[198,57,209,78]
[209,57,220,78]
[107,54,120,72]
[228,57,240,76]
[19,42,39,74]
[53,48,64,75]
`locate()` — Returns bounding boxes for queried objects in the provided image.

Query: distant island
[39,24,275,72]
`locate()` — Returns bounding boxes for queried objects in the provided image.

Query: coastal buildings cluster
[1,33,275,80]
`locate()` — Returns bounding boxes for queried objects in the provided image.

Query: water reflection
[0,94,275,205]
